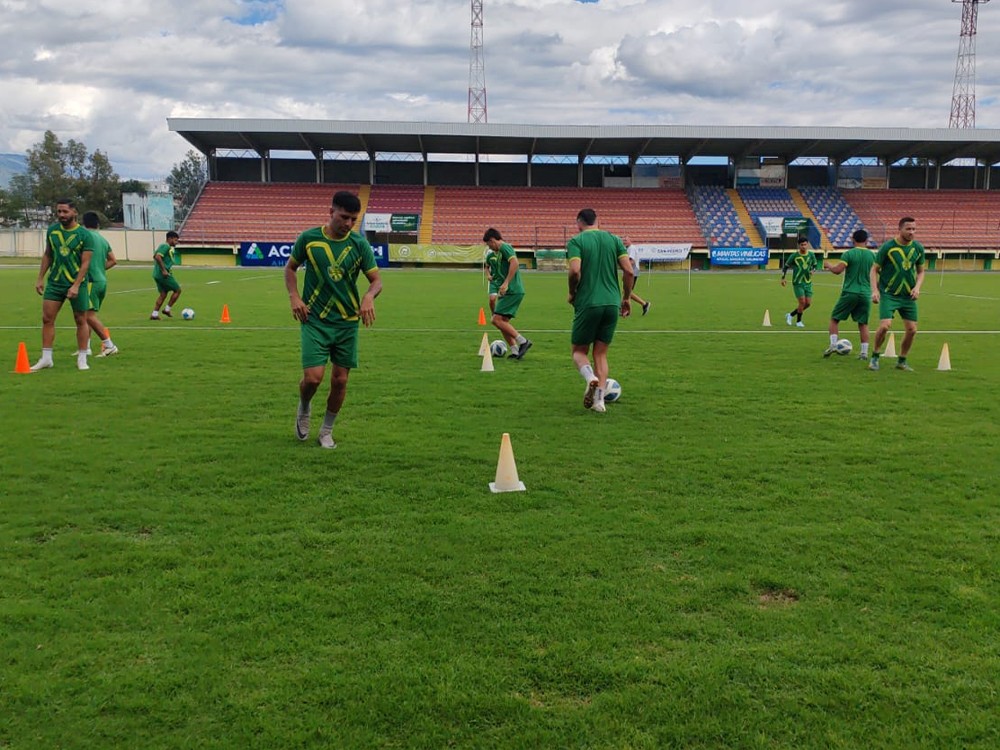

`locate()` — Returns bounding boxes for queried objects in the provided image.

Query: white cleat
[796,321,805,328]
[591,398,607,413]
[583,378,599,410]
[29,359,53,372]
[317,432,337,449]
[785,313,793,326]
[77,359,90,371]
[295,408,311,441]
[96,344,119,358]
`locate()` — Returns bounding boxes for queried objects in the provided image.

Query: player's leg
[151,283,167,319]
[897,307,918,370]
[31,297,63,370]
[72,309,91,370]
[488,292,497,315]
[491,312,518,348]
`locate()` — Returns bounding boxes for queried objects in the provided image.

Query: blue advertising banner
[240,241,293,267]
[710,247,769,266]
[370,243,389,268]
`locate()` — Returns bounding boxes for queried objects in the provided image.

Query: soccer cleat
[583,378,599,409]
[295,408,311,441]
[895,362,914,372]
[857,353,868,361]
[785,313,793,326]
[29,359,53,372]
[162,309,173,318]
[591,399,607,413]
[796,321,805,328]
[150,313,160,320]
[868,358,880,371]
[317,432,337,449]
[507,353,518,359]
[641,301,650,316]
[823,346,836,358]
[97,344,119,358]
[515,339,533,360]
[77,357,89,371]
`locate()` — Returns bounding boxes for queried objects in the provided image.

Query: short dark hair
[332,191,361,213]
[899,216,916,228]
[166,230,179,240]
[797,236,809,244]
[483,227,502,242]
[82,211,100,229]
[576,208,597,226]
[852,228,868,244]
[56,198,75,209]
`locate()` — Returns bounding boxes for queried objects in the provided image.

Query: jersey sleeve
[566,237,581,261]
[358,236,378,273]
[290,232,309,264]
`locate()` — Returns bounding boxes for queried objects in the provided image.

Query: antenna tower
[949,0,991,128]
[468,0,488,123]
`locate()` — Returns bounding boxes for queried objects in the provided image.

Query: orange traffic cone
[14,342,31,374]
[478,307,487,326]
[220,304,231,324]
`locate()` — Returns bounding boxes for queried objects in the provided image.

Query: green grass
[2,265,999,749]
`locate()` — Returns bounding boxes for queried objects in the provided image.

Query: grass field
[2,263,999,749]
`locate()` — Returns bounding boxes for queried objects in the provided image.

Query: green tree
[167,150,207,223]
[25,130,121,221]
[0,175,38,228]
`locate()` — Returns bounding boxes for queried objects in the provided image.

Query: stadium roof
[168,118,1000,166]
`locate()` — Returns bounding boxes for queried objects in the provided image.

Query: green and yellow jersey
[782,251,818,284]
[152,242,177,279]
[45,222,94,286]
[492,242,524,295]
[837,246,875,294]
[876,239,925,296]
[290,226,377,322]
[566,228,628,309]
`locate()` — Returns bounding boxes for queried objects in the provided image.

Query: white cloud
[0,0,997,178]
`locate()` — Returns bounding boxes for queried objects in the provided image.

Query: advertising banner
[757,217,785,238]
[782,217,809,236]
[362,213,420,233]
[390,243,484,263]
[628,243,692,262]
[370,243,389,268]
[240,241,293,267]
[710,247,769,266]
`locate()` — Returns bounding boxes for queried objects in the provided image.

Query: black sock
[796,312,803,322]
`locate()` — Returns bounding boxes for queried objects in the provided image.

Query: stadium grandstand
[169,119,1000,269]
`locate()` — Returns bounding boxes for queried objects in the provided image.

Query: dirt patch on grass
[758,588,800,606]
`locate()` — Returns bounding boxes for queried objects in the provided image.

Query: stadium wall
[0,229,172,262]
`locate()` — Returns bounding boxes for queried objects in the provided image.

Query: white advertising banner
[362,213,392,232]
[628,243,692,262]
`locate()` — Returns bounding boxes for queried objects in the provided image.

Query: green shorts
[301,315,360,370]
[494,292,524,318]
[488,280,500,295]
[792,282,813,299]
[88,281,107,312]
[572,304,619,346]
[154,275,181,294]
[43,281,90,313]
[830,292,870,324]
[879,292,918,322]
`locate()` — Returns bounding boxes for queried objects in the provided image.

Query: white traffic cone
[478,332,489,356]
[762,309,772,327]
[884,332,897,358]
[481,346,495,372]
[489,432,526,493]
[937,343,951,371]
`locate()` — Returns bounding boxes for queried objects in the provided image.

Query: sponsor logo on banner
[362,213,392,233]
[710,247,769,266]
[370,243,389,268]
[240,242,292,267]
[362,213,420,233]
[757,217,785,238]
[627,243,691,262]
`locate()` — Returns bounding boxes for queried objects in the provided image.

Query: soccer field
[2,265,999,748]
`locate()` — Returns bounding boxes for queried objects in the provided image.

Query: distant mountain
[0,153,28,189]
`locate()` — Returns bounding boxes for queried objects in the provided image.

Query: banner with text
[390,243,485,263]
[363,213,420,233]
[628,243,692,262]
[240,241,292,267]
[710,247,769,266]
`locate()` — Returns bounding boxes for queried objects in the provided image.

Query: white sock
[102,337,113,348]
[579,364,595,382]
[151,310,160,318]
[861,342,869,355]
[321,410,338,433]
[830,334,839,346]
[515,334,527,345]
[164,305,172,313]
[596,387,605,401]
[41,348,54,363]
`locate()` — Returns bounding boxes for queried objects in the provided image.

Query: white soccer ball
[835,338,853,355]
[604,378,622,402]
[181,308,196,320]
[490,340,508,358]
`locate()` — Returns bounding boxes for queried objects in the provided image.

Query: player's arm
[499,255,518,296]
[359,267,382,327]
[154,252,169,276]
[284,256,310,322]
[780,258,789,286]
[106,249,118,270]
[911,262,925,299]
[869,263,881,303]
[567,257,581,304]
[67,250,93,299]
[618,253,634,317]
[35,244,52,295]
[824,259,847,275]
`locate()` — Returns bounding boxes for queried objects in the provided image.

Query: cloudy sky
[1,0,997,180]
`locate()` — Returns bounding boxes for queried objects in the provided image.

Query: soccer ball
[490,340,508,358]
[181,308,196,320]
[835,338,853,355]
[604,378,622,402]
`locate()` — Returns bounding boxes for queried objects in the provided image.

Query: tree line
[0,130,206,229]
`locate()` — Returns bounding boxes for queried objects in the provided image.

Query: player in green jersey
[780,237,819,327]
[566,208,634,413]
[483,228,532,359]
[868,217,925,372]
[822,228,875,360]
[82,212,119,358]
[150,231,182,319]
[30,198,94,371]
[484,244,501,315]
[285,191,383,449]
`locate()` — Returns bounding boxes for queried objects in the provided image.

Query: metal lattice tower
[950,0,991,128]
[468,0,488,123]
